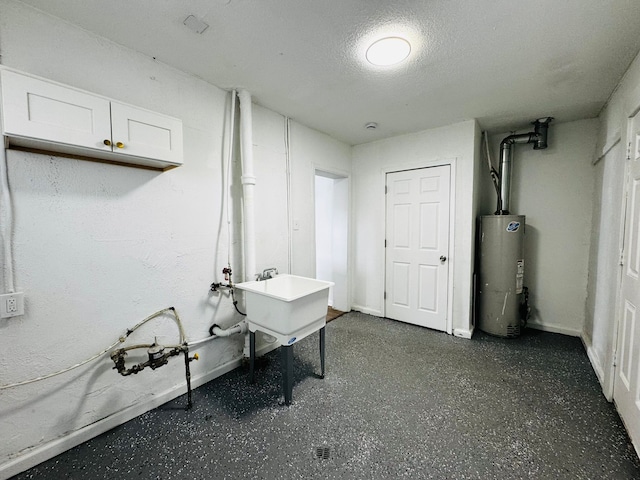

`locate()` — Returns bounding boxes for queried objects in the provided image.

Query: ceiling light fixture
[366,37,411,66]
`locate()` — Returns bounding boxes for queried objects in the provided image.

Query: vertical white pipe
[285,117,293,274]
[225,90,237,267]
[238,90,257,281]
[0,143,15,293]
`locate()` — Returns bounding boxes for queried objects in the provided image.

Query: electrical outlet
[1,292,24,318]
[7,297,17,312]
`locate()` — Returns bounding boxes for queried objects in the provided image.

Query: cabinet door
[110,102,183,165]
[1,70,112,152]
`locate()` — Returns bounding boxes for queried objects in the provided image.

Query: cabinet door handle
[103,139,112,146]
[115,142,125,149]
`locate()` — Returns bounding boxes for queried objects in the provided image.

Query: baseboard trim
[582,334,615,402]
[453,327,474,339]
[526,321,581,337]
[585,342,606,387]
[351,304,383,317]
[0,355,244,479]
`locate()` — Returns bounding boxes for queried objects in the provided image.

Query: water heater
[477,215,525,337]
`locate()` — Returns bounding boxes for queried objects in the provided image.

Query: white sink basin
[234,274,334,345]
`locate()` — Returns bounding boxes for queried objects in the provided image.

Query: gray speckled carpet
[12,312,640,479]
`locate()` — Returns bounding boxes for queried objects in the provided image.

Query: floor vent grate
[506,325,520,338]
[315,446,331,459]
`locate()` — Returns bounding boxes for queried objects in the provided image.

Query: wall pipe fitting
[209,321,248,338]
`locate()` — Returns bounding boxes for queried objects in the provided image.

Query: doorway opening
[315,169,349,313]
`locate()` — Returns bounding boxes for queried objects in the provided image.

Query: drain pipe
[497,117,553,214]
[238,90,257,281]
[209,322,248,338]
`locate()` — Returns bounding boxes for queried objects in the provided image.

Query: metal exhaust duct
[496,117,553,214]
[478,117,552,338]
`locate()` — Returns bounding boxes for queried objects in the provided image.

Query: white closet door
[614,109,640,454]
[385,165,450,331]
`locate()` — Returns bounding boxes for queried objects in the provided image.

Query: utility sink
[235,274,334,405]
[234,274,334,345]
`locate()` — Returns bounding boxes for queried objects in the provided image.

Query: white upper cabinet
[110,101,182,165]
[0,68,183,170]
[1,70,113,152]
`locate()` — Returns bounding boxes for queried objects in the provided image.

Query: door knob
[440,255,447,262]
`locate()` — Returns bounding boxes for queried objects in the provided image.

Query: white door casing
[385,165,451,331]
[614,109,640,454]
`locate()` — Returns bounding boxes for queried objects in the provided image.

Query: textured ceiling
[16,0,640,145]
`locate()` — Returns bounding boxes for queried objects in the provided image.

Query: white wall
[351,120,479,336]
[584,48,640,398]
[252,104,290,276]
[480,119,598,336]
[289,122,352,278]
[0,2,351,476]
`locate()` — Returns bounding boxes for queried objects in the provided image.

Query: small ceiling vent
[183,15,209,34]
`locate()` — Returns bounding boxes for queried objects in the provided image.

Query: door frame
[611,104,640,402]
[313,164,351,313]
[381,158,457,334]
[597,134,627,402]
[610,103,640,457]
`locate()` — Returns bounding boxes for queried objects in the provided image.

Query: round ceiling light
[366,36,411,66]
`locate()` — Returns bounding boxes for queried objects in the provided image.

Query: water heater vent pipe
[496,117,553,214]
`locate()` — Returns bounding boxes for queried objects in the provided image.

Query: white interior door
[614,110,640,453]
[385,165,450,331]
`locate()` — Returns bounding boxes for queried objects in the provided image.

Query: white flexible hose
[226,90,237,266]
[0,144,15,293]
[0,307,186,390]
[126,307,186,345]
[0,338,122,390]
[483,130,493,172]
[186,335,217,348]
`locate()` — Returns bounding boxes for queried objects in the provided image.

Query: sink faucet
[258,267,278,281]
